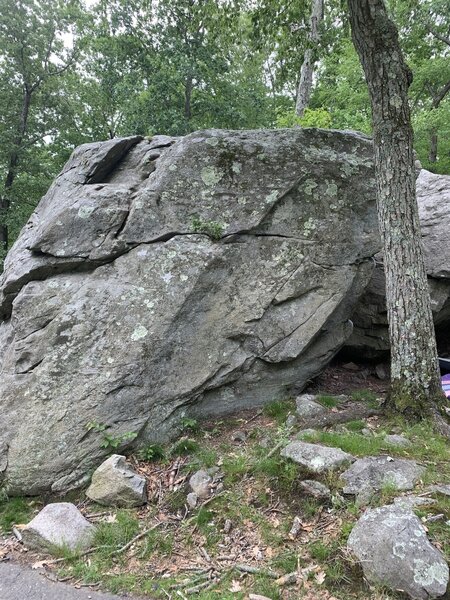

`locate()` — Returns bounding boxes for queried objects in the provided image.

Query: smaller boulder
[299,479,331,500]
[385,434,412,448]
[281,441,354,473]
[189,469,212,498]
[341,456,424,495]
[348,504,448,599]
[21,503,95,551]
[86,454,147,508]
[295,395,328,419]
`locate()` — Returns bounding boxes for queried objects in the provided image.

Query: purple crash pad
[442,374,450,399]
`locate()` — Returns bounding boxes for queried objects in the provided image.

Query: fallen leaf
[32,560,48,569]
[229,579,242,593]
[315,570,326,585]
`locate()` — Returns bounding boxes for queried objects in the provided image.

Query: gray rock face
[0,128,379,494]
[341,456,425,495]
[281,441,354,473]
[346,169,450,358]
[348,504,449,599]
[86,455,147,508]
[21,503,95,551]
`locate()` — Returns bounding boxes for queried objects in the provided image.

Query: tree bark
[428,130,438,163]
[295,0,323,118]
[348,0,444,417]
[0,86,32,254]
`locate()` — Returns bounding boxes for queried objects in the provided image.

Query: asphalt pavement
[0,562,144,600]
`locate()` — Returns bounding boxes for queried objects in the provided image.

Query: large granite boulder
[0,128,379,494]
[345,169,450,358]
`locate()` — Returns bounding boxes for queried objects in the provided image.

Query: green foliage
[0,496,34,532]
[139,443,166,462]
[170,437,199,456]
[276,107,332,129]
[316,395,340,409]
[180,417,200,433]
[94,510,140,551]
[263,399,294,424]
[85,421,137,450]
[191,216,224,241]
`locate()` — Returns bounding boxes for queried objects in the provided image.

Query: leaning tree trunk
[295,0,323,118]
[348,0,444,417]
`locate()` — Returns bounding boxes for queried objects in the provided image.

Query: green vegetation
[0,496,35,532]
[191,216,225,241]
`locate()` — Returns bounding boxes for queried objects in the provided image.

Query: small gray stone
[295,395,328,419]
[355,484,376,508]
[285,414,297,428]
[186,492,198,508]
[341,456,425,495]
[21,503,95,551]
[385,434,412,448]
[281,441,354,473]
[86,455,147,508]
[296,428,318,439]
[361,428,373,437]
[189,469,212,498]
[231,430,246,443]
[394,495,437,509]
[348,504,449,599]
[428,484,450,497]
[299,479,331,500]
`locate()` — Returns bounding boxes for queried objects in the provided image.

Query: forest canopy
[0,0,449,264]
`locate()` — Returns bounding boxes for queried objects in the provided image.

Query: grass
[7,394,450,600]
[316,394,340,408]
[0,496,36,532]
[263,398,295,424]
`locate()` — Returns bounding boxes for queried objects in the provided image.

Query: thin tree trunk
[184,74,193,124]
[295,0,323,117]
[427,80,450,165]
[429,131,438,163]
[0,87,32,254]
[348,0,444,417]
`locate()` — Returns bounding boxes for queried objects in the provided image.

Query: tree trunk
[184,74,193,125]
[348,0,444,417]
[427,80,450,166]
[429,130,438,163]
[1,87,32,255]
[295,0,323,118]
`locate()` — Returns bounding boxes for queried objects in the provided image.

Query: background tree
[0,0,82,261]
[347,0,446,423]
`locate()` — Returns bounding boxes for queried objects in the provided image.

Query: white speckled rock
[348,504,449,599]
[86,455,147,508]
[281,441,354,473]
[21,503,95,551]
[341,456,425,495]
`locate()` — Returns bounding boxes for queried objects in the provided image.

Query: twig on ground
[235,564,279,579]
[112,521,164,555]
